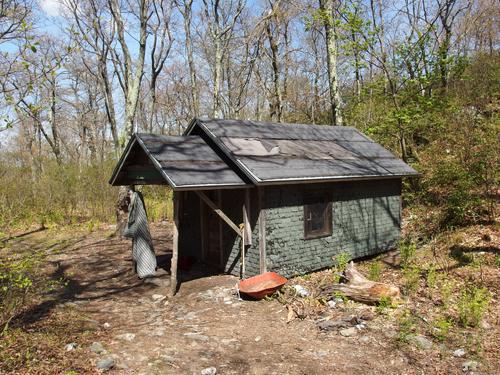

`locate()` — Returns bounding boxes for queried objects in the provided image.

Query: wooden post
[217,190,223,268]
[200,196,205,261]
[170,191,180,297]
[258,188,266,273]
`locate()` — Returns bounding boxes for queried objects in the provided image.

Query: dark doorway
[201,191,223,269]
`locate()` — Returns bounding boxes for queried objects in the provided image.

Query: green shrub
[332,252,351,282]
[426,265,438,288]
[402,265,421,295]
[368,261,382,281]
[458,284,490,327]
[397,309,417,343]
[0,258,34,332]
[400,241,416,267]
[439,278,454,308]
[376,296,396,315]
[432,316,453,341]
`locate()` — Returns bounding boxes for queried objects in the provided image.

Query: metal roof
[186,118,419,184]
[109,133,249,190]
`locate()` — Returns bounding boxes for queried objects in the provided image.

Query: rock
[462,360,478,372]
[152,328,165,337]
[65,342,77,351]
[312,350,329,358]
[480,321,491,330]
[293,285,309,297]
[221,338,239,345]
[453,348,466,358]
[115,333,135,341]
[317,315,362,331]
[184,332,209,342]
[254,336,262,342]
[201,367,217,375]
[359,335,370,343]
[327,300,336,309]
[103,322,111,329]
[152,294,166,302]
[339,327,357,337]
[96,357,115,372]
[90,341,106,354]
[412,335,433,350]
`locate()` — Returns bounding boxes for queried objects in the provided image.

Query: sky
[39,0,63,17]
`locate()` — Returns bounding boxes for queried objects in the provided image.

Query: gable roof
[185,118,418,185]
[109,133,249,189]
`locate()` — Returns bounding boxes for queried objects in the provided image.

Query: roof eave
[255,173,420,186]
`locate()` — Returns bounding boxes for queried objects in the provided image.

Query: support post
[170,191,180,297]
[258,188,266,273]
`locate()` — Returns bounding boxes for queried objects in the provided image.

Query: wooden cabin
[109,118,418,294]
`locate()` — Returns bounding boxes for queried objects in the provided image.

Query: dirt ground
[3,223,498,375]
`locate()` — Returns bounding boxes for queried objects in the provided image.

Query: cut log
[321,262,400,304]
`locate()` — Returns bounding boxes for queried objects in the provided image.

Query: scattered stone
[412,335,433,350]
[359,311,375,321]
[201,367,217,375]
[327,300,336,309]
[90,341,106,354]
[480,321,491,330]
[221,338,239,345]
[103,322,111,329]
[254,336,262,342]
[312,349,329,358]
[355,323,366,330]
[115,333,136,342]
[152,328,165,337]
[462,360,478,372]
[96,357,115,372]
[152,294,166,302]
[184,332,209,342]
[317,315,362,331]
[339,327,357,337]
[293,285,310,297]
[65,342,77,351]
[453,348,466,358]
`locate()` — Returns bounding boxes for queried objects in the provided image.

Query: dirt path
[21,224,487,375]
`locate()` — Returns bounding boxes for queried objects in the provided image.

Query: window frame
[303,192,333,240]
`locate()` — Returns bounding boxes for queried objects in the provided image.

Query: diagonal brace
[196,191,242,237]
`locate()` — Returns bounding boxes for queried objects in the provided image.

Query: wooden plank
[170,191,180,297]
[243,189,252,246]
[217,190,223,268]
[196,191,242,237]
[200,196,205,261]
[258,187,267,273]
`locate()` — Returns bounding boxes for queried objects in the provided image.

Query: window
[304,193,332,239]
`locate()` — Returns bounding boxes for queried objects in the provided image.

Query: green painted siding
[179,179,402,279]
[263,179,402,278]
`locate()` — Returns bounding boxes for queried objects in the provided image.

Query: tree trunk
[319,0,342,126]
[321,262,400,304]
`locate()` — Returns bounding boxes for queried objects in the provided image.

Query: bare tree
[318,0,342,125]
[176,0,199,116]
[201,0,244,118]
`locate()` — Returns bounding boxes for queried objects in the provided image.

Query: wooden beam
[258,188,267,273]
[196,191,242,237]
[170,191,180,297]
